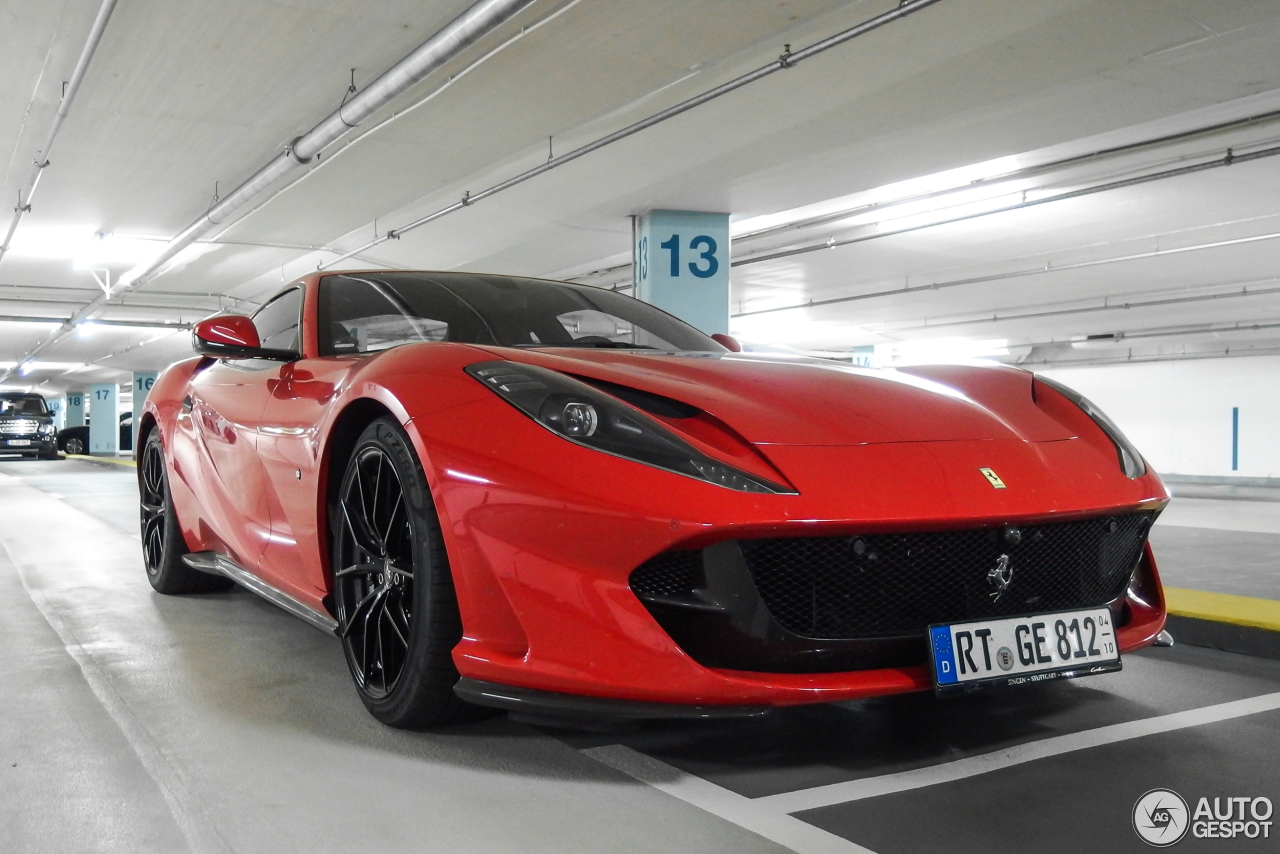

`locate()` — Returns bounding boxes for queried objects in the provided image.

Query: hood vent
[572,375,700,419]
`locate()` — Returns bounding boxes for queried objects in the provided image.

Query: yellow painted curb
[66,453,137,468]
[1165,587,1280,633]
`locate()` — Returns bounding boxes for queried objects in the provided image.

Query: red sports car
[138,271,1168,728]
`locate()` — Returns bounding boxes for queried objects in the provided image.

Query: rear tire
[65,436,85,455]
[139,430,232,594]
[331,417,475,729]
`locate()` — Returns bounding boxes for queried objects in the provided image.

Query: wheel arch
[320,398,403,590]
[135,412,159,489]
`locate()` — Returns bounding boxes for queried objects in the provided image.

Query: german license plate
[930,606,1120,693]
[6,439,31,446]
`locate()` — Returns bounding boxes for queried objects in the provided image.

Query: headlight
[1034,375,1145,478]
[38,423,55,435]
[466,361,790,494]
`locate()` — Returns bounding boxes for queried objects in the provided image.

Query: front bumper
[410,401,1169,710]
[0,436,55,454]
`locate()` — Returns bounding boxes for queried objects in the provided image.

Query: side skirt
[182,551,338,634]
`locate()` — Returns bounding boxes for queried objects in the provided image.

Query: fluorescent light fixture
[731,154,1026,238]
[4,226,168,268]
[877,338,1010,365]
[731,313,868,346]
[875,191,1024,233]
[74,232,167,269]
[77,321,99,338]
[17,361,93,373]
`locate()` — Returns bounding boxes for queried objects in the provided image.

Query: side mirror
[711,333,742,353]
[192,315,295,360]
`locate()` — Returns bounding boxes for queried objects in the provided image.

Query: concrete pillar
[65,391,86,428]
[131,372,158,453]
[88,383,119,455]
[634,210,730,335]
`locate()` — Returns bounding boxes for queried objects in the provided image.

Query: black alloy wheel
[332,417,473,728]
[139,430,231,594]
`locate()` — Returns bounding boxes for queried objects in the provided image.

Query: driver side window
[252,288,303,353]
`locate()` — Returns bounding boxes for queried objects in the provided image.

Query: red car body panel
[144,272,1168,708]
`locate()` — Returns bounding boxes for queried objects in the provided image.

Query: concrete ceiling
[3,0,1280,394]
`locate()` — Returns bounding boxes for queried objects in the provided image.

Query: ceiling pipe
[870,276,1280,335]
[733,106,1280,244]
[733,228,1280,318]
[317,0,950,270]
[0,0,537,385]
[0,0,119,270]
[114,0,537,295]
[732,141,1280,270]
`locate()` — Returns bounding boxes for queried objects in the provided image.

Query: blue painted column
[132,372,158,452]
[47,396,65,430]
[635,210,730,335]
[65,391,85,428]
[89,383,119,455]
[1232,406,1239,471]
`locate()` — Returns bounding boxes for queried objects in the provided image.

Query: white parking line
[757,691,1280,814]
[585,744,877,854]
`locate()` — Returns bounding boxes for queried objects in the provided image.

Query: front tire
[64,435,85,455]
[139,430,232,594]
[331,417,472,728]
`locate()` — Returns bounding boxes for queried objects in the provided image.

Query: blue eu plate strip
[931,625,958,685]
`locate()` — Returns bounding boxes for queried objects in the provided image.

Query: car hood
[471,348,1075,447]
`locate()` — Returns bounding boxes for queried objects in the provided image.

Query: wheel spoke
[384,591,410,647]
[334,561,382,579]
[339,585,381,639]
[354,460,383,553]
[384,562,413,582]
[382,489,403,553]
[340,499,383,558]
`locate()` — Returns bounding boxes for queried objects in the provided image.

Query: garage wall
[1036,355,1280,480]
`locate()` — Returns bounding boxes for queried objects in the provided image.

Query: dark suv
[0,393,59,459]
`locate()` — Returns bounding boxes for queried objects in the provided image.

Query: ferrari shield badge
[979,467,1006,489]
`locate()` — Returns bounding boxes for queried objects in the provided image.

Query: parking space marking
[757,690,1280,814]
[584,744,877,854]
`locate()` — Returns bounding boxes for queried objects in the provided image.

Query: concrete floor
[2,457,1279,854]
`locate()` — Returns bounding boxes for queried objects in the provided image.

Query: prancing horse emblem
[987,554,1014,601]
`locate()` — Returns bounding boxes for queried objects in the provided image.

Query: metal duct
[0,0,537,384]
[116,0,538,293]
[0,0,119,269]
[318,0,950,269]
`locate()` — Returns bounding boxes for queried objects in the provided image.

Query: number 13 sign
[635,210,730,336]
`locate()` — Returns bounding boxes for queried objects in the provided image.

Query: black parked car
[57,412,132,455]
[0,393,59,459]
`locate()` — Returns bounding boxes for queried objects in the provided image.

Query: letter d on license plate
[930,606,1121,694]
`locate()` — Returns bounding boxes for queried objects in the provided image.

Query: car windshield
[317,272,722,356]
[0,395,47,416]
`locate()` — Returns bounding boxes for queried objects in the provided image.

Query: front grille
[0,419,39,435]
[630,551,701,599]
[741,513,1151,639]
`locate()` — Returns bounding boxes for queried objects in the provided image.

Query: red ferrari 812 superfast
[138,271,1168,728]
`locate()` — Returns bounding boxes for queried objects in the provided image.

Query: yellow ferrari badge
[979,467,1007,489]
